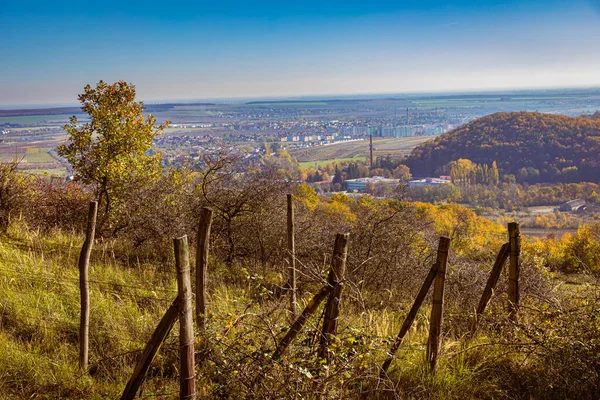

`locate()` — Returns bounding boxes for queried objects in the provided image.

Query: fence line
[0,191,529,397]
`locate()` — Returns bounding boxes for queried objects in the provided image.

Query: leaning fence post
[272,285,331,361]
[470,242,510,334]
[380,262,439,378]
[287,194,297,320]
[318,233,349,363]
[196,207,213,330]
[79,201,97,371]
[121,299,180,400]
[426,236,450,373]
[175,236,196,400]
[508,223,521,321]
[256,286,331,393]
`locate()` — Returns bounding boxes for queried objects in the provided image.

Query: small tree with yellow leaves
[58,81,168,230]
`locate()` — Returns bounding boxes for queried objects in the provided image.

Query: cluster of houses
[281,134,337,143]
[314,175,452,194]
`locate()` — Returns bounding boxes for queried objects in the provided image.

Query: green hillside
[406,112,600,183]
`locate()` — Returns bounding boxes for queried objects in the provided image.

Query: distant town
[2,89,600,182]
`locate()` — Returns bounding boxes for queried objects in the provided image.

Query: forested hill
[406,112,600,183]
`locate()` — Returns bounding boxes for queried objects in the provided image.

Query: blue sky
[1,0,600,106]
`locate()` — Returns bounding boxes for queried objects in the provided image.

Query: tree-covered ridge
[406,112,600,183]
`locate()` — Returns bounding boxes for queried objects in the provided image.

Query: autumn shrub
[194,152,291,269]
[25,178,92,233]
[561,223,600,273]
[114,168,198,258]
[466,283,600,400]
[527,224,600,274]
[0,161,34,233]
[519,297,600,399]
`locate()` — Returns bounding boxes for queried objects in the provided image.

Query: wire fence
[0,216,561,399]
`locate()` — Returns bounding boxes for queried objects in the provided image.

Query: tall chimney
[369,134,374,168]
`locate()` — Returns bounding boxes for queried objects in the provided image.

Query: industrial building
[345,176,401,191]
[408,177,452,188]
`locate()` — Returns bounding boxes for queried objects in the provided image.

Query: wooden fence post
[470,243,510,334]
[380,262,439,378]
[256,286,331,393]
[508,223,521,321]
[196,207,213,330]
[318,233,349,362]
[287,194,297,320]
[175,236,196,400]
[121,299,180,400]
[426,236,450,373]
[79,201,97,371]
[272,285,331,361]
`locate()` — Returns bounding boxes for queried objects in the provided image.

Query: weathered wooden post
[318,233,349,363]
[175,236,196,400]
[121,299,180,400]
[426,236,450,373]
[79,201,97,371]
[287,194,297,320]
[196,207,213,330]
[272,285,331,361]
[508,222,521,321]
[380,262,439,378]
[470,243,510,334]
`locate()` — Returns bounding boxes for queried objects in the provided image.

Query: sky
[1,0,600,107]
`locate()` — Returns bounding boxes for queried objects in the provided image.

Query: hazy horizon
[3,84,600,111]
[2,0,600,107]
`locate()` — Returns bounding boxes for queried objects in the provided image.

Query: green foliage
[0,226,179,398]
[407,112,600,183]
[58,80,169,227]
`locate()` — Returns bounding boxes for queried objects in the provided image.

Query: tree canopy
[58,81,169,221]
[406,112,600,184]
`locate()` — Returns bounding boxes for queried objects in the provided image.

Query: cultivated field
[0,130,68,175]
[290,136,433,164]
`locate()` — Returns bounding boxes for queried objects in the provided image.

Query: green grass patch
[24,167,67,176]
[0,115,74,126]
[0,226,179,398]
[23,151,54,163]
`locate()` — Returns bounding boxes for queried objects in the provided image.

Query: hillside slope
[406,112,600,183]
[0,228,179,398]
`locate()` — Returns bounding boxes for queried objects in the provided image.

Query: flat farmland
[299,155,367,169]
[290,136,433,163]
[0,114,76,126]
[0,137,67,174]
